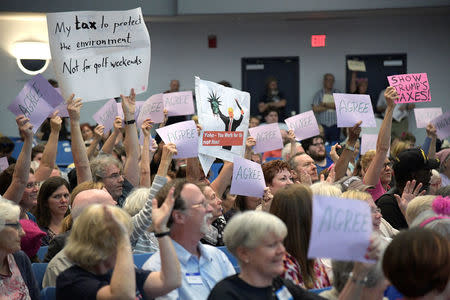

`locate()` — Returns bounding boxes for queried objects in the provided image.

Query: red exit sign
[311,35,326,47]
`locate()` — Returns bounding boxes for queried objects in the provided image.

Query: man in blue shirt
[142,179,235,300]
[301,135,333,176]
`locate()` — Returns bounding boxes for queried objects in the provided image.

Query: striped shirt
[312,88,340,127]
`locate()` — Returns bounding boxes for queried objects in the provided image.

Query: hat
[19,219,46,258]
[337,176,374,192]
[393,148,439,178]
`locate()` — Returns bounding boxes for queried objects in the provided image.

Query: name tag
[275,285,293,300]
[186,272,203,285]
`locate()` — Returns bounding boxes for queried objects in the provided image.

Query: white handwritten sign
[285,110,320,141]
[431,111,450,140]
[46,8,151,102]
[230,156,266,198]
[414,108,443,128]
[137,94,164,126]
[156,120,198,159]
[248,123,283,154]
[163,91,195,117]
[334,93,376,128]
[308,195,372,262]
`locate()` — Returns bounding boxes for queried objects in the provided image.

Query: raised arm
[121,89,140,187]
[425,123,437,159]
[363,87,397,186]
[144,188,181,298]
[97,206,135,300]
[349,71,357,94]
[139,118,154,188]
[3,116,33,203]
[34,111,61,182]
[210,161,233,198]
[86,125,104,160]
[335,121,361,181]
[68,94,92,184]
[244,136,256,160]
[102,117,122,155]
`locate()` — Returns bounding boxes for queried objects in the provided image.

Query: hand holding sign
[156,120,198,159]
[308,195,373,262]
[285,110,320,141]
[16,115,33,141]
[387,73,430,103]
[67,94,83,122]
[414,108,443,128]
[230,156,266,198]
[334,93,376,128]
[121,88,136,121]
[248,123,283,153]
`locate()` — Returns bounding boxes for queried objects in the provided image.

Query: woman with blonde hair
[270,184,331,289]
[56,188,181,299]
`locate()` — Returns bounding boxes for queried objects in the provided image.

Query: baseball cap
[393,148,439,178]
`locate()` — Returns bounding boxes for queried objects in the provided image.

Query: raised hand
[394,179,426,214]
[196,123,203,137]
[50,111,62,132]
[113,116,123,132]
[299,168,312,186]
[16,115,33,140]
[141,118,154,137]
[67,94,83,122]
[287,129,296,143]
[426,123,437,138]
[384,86,398,108]
[160,109,169,127]
[246,136,256,149]
[261,187,274,212]
[120,88,136,120]
[152,187,176,233]
[161,143,177,162]
[93,125,105,139]
[150,139,158,154]
[326,165,336,183]
[348,121,362,144]
[330,143,340,163]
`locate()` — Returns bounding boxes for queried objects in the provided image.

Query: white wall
[0,15,449,144]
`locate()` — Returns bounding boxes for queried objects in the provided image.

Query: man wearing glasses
[301,135,333,175]
[143,179,235,300]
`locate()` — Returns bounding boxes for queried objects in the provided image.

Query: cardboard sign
[387,73,430,103]
[163,91,195,117]
[0,157,9,173]
[8,74,64,133]
[414,108,443,128]
[347,60,366,72]
[230,156,266,198]
[137,94,164,126]
[46,8,151,102]
[156,120,198,159]
[285,110,320,141]
[431,111,450,140]
[195,76,250,165]
[308,195,373,262]
[333,93,376,128]
[360,134,377,155]
[92,98,118,133]
[248,123,283,153]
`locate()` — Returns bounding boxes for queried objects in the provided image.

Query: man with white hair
[142,179,235,300]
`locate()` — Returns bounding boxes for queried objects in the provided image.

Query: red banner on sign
[203,131,244,146]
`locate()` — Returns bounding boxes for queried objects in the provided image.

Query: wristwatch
[125,119,135,125]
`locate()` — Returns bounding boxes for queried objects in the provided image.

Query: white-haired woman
[0,198,39,299]
[56,188,181,300]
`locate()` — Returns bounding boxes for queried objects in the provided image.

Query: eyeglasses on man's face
[4,222,22,230]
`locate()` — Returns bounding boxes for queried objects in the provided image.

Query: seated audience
[289,152,319,185]
[143,179,235,300]
[56,199,181,299]
[0,198,39,300]
[260,160,294,210]
[382,228,450,299]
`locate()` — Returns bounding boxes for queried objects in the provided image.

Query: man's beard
[200,213,213,235]
[309,152,325,162]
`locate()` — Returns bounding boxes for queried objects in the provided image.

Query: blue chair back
[217,246,240,273]
[133,253,153,268]
[310,286,332,294]
[37,246,48,261]
[55,141,73,166]
[31,263,48,290]
[40,286,56,300]
[209,163,223,182]
[265,157,282,162]
[384,285,404,300]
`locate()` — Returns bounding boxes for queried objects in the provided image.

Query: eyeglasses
[371,208,382,214]
[4,222,22,230]
[103,173,123,180]
[383,162,393,169]
[26,182,39,189]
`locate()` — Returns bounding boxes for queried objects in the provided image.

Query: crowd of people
[0,77,449,300]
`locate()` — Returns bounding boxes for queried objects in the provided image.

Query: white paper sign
[46,8,151,102]
[285,110,320,141]
[334,93,376,128]
[308,195,372,262]
[414,108,443,128]
[360,134,378,155]
[347,60,366,72]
